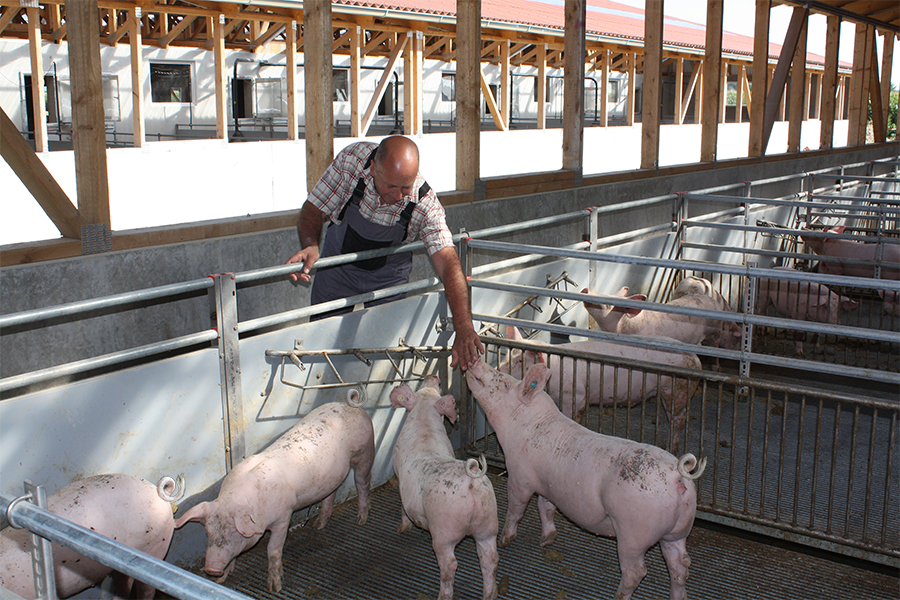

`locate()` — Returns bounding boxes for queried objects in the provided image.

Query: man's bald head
[371,136,420,205]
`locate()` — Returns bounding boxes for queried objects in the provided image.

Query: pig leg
[352,460,372,525]
[613,543,649,600]
[398,507,414,533]
[315,490,337,529]
[431,535,461,600]
[110,572,137,600]
[265,522,290,593]
[474,534,500,600]
[659,538,691,600]
[499,481,532,547]
[536,495,558,547]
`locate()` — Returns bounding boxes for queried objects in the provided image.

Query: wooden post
[214,14,227,140]
[456,0,480,193]
[626,52,636,126]
[500,39,510,128]
[675,57,684,125]
[819,15,839,150]
[640,0,663,171]
[537,42,547,129]
[304,0,334,191]
[700,0,723,163]
[749,0,770,157]
[848,23,868,147]
[349,24,362,137]
[787,15,806,152]
[66,0,111,248]
[879,31,893,140]
[27,6,48,153]
[286,20,298,140]
[600,49,609,127]
[129,6,145,147]
[562,0,585,173]
[761,7,806,154]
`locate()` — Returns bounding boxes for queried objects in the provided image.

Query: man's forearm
[298,202,326,249]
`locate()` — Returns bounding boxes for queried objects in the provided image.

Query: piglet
[800,225,900,280]
[390,376,499,600]
[582,285,742,351]
[0,473,184,600]
[756,266,859,356]
[175,392,375,593]
[466,359,705,600]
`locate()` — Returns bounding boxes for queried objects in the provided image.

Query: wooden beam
[750,0,770,155]
[682,62,701,124]
[868,30,884,143]
[720,62,728,124]
[626,52,635,126]
[879,31,893,141]
[701,0,723,162]
[349,24,362,137]
[499,39,510,126]
[537,42,546,129]
[27,6,48,154]
[0,7,19,37]
[479,67,507,131]
[66,0,111,233]
[360,34,407,134]
[819,16,841,149]
[130,6,145,147]
[160,15,197,49]
[253,22,285,51]
[737,65,747,123]
[675,56,684,125]
[641,0,662,170]
[1,107,84,239]
[304,0,334,191]
[761,6,807,155]
[284,19,298,140]
[213,13,227,140]
[456,0,480,193]
[562,0,585,173]
[848,23,868,146]
[788,14,807,152]
[600,49,609,127]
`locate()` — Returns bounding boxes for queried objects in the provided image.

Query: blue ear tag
[530,381,537,389]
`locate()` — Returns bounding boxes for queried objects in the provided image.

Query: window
[254,78,284,117]
[378,81,395,116]
[102,75,120,121]
[150,63,192,103]
[441,73,455,101]
[333,68,349,102]
[607,80,620,104]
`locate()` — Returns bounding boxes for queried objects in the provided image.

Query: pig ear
[390,384,415,409]
[841,297,859,311]
[830,225,845,234]
[174,502,210,528]
[506,326,525,341]
[519,363,551,404]
[616,286,629,297]
[436,394,458,423]
[234,510,265,538]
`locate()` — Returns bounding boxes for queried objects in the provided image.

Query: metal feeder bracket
[266,339,451,393]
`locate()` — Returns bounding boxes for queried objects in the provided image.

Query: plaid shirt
[306,141,454,255]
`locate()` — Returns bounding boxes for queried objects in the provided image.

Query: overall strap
[338,147,379,222]
[396,181,431,233]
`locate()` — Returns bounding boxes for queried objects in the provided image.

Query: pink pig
[582,285,742,351]
[756,266,859,356]
[390,376,499,600]
[800,225,900,280]
[0,473,184,600]
[504,326,700,454]
[174,397,375,593]
[466,359,705,600]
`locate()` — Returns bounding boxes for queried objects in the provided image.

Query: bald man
[286,136,483,371]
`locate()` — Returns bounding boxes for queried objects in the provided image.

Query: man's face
[372,158,418,205]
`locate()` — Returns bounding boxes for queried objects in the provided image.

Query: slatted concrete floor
[185,474,899,600]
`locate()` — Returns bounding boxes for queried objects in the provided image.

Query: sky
[610,0,899,88]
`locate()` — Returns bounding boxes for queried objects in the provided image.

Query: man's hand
[451,325,484,372]
[285,246,320,283]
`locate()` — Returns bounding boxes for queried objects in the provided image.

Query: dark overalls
[310,149,431,320]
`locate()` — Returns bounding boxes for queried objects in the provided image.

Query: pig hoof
[539,531,557,547]
[498,534,516,548]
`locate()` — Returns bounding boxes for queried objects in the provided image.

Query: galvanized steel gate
[464,336,900,568]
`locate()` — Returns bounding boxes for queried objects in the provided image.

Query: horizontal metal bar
[684,221,900,247]
[465,238,900,292]
[810,192,900,204]
[0,491,254,600]
[0,330,219,395]
[809,173,900,185]
[266,345,451,358]
[0,279,213,329]
[684,193,900,215]
[473,280,900,345]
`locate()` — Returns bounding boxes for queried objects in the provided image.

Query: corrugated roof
[333,0,832,66]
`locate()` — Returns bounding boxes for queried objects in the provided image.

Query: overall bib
[311,149,431,319]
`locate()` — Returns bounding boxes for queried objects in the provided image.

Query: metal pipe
[464,238,900,292]
[0,279,213,329]
[0,330,218,394]
[0,491,254,600]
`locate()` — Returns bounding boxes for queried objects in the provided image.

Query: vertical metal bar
[743,384,756,516]
[712,381,724,508]
[827,401,841,535]
[881,411,897,547]
[776,390,789,523]
[24,481,58,600]
[696,379,709,499]
[844,404,861,539]
[792,394,807,528]
[588,207,600,300]
[728,383,741,510]
[760,389,772,518]
[861,407,878,543]
[213,273,245,471]
[740,264,756,381]
[810,398,824,531]
[458,237,472,457]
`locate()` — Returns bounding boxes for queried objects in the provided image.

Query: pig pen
[1,159,898,599]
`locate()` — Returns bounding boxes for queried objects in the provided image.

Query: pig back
[0,474,176,599]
